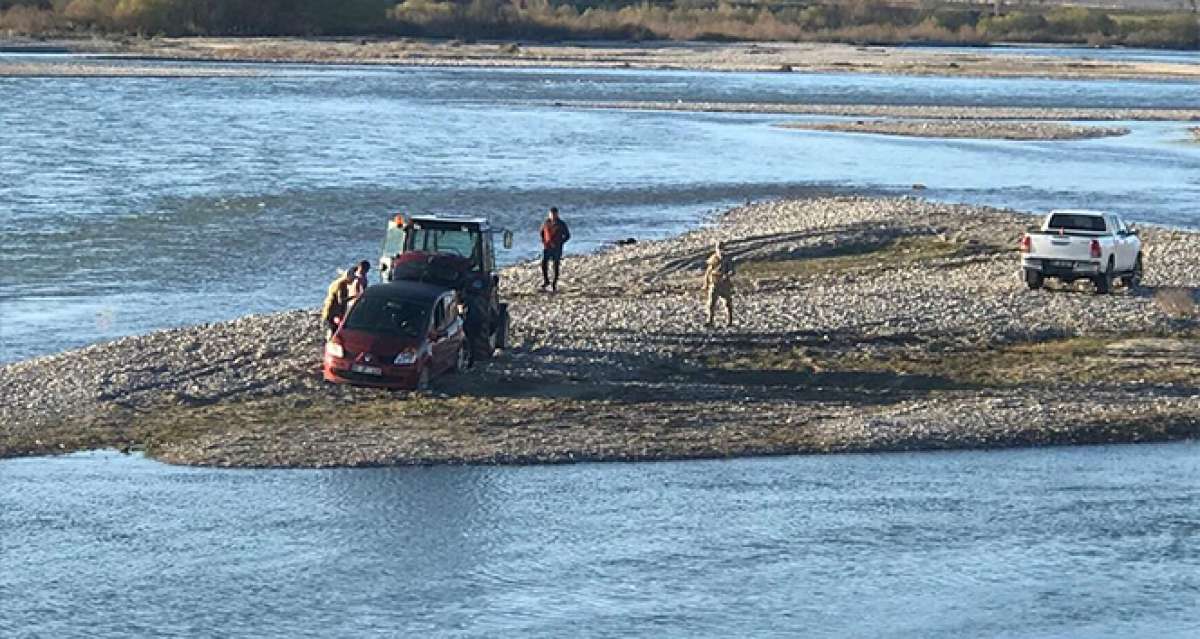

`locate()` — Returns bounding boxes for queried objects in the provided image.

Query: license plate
[351,364,382,376]
[1051,260,1073,268]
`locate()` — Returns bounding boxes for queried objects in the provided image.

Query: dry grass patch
[739,235,997,280]
[840,335,1200,388]
[704,332,1200,392]
[1155,287,1198,319]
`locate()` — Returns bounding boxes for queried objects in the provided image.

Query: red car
[323,281,468,390]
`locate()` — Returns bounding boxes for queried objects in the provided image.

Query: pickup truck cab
[1019,209,1143,294]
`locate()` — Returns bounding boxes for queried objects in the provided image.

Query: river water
[2,444,1199,637]
[3,54,1200,636]
[2,57,1200,362]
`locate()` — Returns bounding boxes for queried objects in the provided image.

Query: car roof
[362,281,452,304]
[1048,209,1109,217]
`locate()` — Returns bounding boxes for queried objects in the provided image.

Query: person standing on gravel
[540,207,571,292]
[704,241,735,328]
[321,267,357,341]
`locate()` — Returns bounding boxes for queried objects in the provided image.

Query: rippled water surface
[4,57,1200,636]
[2,58,1200,361]
[2,444,1198,637]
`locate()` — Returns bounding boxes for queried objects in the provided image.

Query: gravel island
[778,119,1130,140]
[566,100,1200,122]
[3,196,1199,467]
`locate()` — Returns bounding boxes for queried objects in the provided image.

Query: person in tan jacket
[704,241,734,328]
[321,267,357,341]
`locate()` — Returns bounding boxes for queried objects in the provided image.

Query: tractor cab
[379,214,512,281]
[377,213,514,360]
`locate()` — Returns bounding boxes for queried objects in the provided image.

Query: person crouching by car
[540,206,570,292]
[321,267,357,341]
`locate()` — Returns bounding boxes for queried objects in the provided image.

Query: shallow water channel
[2,57,1200,361]
[2,443,1198,637]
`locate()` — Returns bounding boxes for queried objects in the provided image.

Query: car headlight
[393,350,417,365]
[325,342,344,359]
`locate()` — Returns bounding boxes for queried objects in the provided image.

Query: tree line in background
[1,0,1197,48]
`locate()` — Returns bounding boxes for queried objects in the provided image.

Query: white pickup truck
[1019,209,1143,294]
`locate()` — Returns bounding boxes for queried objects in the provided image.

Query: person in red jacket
[539,206,570,292]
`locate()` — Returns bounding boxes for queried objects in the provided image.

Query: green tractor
[379,214,513,360]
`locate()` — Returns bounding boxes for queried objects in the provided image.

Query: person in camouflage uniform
[703,241,734,328]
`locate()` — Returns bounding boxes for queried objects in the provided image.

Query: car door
[429,294,459,374]
[444,294,466,358]
[428,297,448,373]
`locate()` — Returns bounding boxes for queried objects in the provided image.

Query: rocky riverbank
[778,119,1129,140]
[33,37,1200,80]
[0,59,257,77]
[3,196,1199,467]
[565,100,1200,122]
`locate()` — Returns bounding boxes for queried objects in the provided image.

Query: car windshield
[408,225,479,260]
[343,297,428,338]
[1048,214,1107,232]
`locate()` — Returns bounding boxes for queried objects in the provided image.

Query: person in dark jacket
[539,207,570,292]
[348,260,370,301]
[456,291,486,368]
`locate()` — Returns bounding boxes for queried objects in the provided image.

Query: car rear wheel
[1023,268,1043,290]
[1093,258,1115,295]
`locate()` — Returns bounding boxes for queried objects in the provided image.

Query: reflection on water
[2,443,1198,637]
[2,62,1200,363]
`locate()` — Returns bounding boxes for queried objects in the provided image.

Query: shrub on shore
[1,1,1198,49]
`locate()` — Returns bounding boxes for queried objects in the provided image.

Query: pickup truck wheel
[1023,268,1043,290]
[1124,254,1144,290]
[1093,259,1115,295]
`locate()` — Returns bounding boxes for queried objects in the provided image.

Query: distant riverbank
[3,37,1200,80]
[777,119,1131,140]
[3,195,1199,467]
